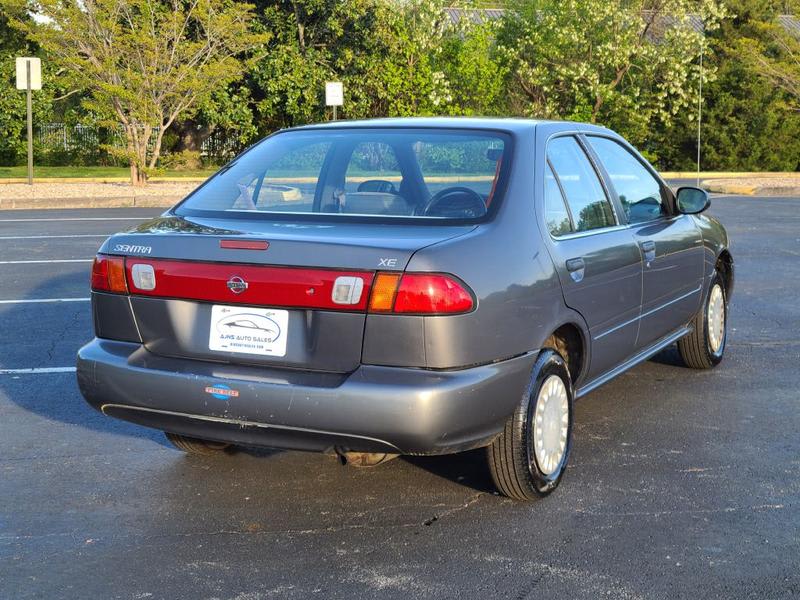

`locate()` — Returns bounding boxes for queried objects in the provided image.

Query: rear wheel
[165,432,231,455]
[678,272,727,369]
[487,350,573,500]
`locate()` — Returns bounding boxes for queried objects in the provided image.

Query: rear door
[584,135,704,348]
[541,135,643,380]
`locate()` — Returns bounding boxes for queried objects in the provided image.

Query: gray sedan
[77,118,732,500]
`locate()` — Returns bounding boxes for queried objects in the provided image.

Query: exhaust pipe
[336,450,399,468]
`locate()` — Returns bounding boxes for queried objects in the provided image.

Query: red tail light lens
[91,255,128,294]
[392,273,474,315]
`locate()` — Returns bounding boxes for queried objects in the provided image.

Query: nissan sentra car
[77,118,733,500]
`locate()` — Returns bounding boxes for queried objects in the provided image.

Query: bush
[160,150,203,171]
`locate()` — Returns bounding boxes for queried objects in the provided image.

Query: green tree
[247,0,390,130]
[0,6,58,165]
[438,22,510,117]
[247,0,505,129]
[744,3,800,112]
[655,0,800,171]
[7,0,267,184]
[496,0,726,147]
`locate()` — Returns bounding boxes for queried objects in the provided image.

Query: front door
[584,135,704,348]
[542,136,643,380]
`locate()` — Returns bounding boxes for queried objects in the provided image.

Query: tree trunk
[130,126,153,187]
[130,161,148,186]
[174,120,215,152]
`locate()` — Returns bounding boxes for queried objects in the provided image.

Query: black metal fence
[31,123,242,166]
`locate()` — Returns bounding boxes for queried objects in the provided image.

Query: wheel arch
[716,249,734,299]
[542,321,588,385]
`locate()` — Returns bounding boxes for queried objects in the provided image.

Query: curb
[701,179,800,196]
[701,182,758,195]
[0,196,181,210]
[0,177,210,185]
[661,171,799,180]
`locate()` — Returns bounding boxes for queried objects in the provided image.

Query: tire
[487,349,574,500]
[165,432,231,455]
[678,272,727,369]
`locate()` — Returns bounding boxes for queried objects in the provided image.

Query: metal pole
[333,105,337,121]
[26,60,33,186]
[696,41,703,187]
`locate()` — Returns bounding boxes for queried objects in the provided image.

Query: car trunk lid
[99,215,474,373]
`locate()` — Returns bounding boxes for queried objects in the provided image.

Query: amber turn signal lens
[107,258,128,293]
[368,272,401,312]
[91,255,128,294]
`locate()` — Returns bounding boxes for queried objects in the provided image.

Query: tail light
[89,255,473,315]
[369,273,402,312]
[368,272,474,315]
[91,255,127,293]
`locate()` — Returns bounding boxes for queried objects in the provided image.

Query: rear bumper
[76,339,536,455]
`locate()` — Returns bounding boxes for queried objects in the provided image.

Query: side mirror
[676,186,710,214]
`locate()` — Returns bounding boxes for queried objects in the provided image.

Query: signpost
[325,81,343,120]
[16,57,42,186]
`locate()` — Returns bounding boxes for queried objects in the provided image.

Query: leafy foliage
[495,0,727,148]
[6,0,267,184]
[651,0,800,171]
[0,7,57,164]
[0,0,798,173]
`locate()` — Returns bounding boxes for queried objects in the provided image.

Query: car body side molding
[577,325,692,399]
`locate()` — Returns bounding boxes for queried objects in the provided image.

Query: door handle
[566,257,585,272]
[566,257,585,282]
[640,240,656,265]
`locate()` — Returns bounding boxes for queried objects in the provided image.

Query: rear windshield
[175,128,511,223]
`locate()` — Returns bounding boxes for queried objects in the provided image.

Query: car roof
[288,116,612,135]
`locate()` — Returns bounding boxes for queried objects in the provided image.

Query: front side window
[587,136,668,223]
[176,129,510,223]
[547,136,615,232]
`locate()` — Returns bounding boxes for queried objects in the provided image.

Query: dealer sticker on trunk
[209,305,289,357]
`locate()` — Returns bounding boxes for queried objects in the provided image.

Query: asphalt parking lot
[1,196,798,600]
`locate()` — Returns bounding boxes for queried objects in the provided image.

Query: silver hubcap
[707,284,725,353]
[532,375,570,476]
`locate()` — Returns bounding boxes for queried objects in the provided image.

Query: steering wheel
[420,186,487,218]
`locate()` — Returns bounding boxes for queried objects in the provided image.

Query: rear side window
[547,137,616,232]
[345,142,402,194]
[415,138,504,201]
[252,142,330,211]
[544,163,573,236]
[176,129,511,223]
[587,136,668,223]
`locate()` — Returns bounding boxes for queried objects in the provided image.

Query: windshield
[175,128,511,223]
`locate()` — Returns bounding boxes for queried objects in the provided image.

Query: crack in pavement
[0,492,488,544]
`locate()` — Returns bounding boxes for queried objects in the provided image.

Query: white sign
[209,305,289,357]
[325,81,344,106]
[15,57,42,91]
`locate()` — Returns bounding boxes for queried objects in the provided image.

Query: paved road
[1,198,798,599]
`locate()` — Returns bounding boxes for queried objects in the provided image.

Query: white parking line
[0,234,108,240]
[0,259,92,264]
[0,298,90,304]
[0,217,147,223]
[0,367,76,375]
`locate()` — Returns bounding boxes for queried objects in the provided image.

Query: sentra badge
[113,244,152,254]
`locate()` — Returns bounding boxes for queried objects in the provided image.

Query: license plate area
[208,305,289,357]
